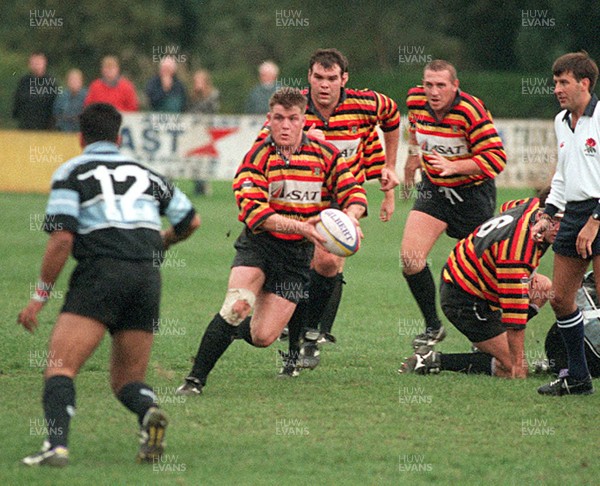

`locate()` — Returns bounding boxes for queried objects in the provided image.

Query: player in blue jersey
[18,103,200,467]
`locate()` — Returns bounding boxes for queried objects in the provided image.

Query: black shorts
[413,177,496,239]
[440,280,505,343]
[231,227,314,303]
[553,199,600,259]
[62,257,160,335]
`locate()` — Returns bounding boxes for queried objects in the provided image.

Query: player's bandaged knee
[219,288,256,326]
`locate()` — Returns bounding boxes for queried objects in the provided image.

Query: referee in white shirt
[533,51,599,396]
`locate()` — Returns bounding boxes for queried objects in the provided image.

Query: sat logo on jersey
[417,133,469,157]
[328,138,361,159]
[268,180,323,203]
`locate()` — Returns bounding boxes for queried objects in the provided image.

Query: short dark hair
[536,186,552,207]
[309,48,349,74]
[269,87,307,113]
[79,103,122,144]
[553,51,598,92]
[424,60,457,82]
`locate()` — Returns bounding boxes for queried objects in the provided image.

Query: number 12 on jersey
[79,164,151,222]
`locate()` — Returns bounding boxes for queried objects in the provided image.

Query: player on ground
[533,51,599,396]
[176,88,367,396]
[400,196,559,378]
[402,60,506,349]
[263,49,399,371]
[18,103,200,466]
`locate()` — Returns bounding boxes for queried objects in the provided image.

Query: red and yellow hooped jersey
[407,86,506,188]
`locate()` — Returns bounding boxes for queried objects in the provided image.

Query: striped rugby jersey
[44,141,195,261]
[233,134,367,241]
[442,198,545,327]
[407,86,506,188]
[258,88,400,184]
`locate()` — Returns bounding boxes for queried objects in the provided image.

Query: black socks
[43,375,76,448]
[117,381,158,426]
[319,272,345,334]
[404,265,442,332]
[303,269,338,327]
[440,352,494,375]
[287,269,337,356]
[190,313,237,385]
[557,309,590,380]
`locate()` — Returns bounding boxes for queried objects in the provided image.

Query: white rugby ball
[316,208,360,257]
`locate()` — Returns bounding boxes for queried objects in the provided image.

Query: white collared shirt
[546,94,600,211]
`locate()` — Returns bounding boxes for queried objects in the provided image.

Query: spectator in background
[188,69,220,114]
[188,69,220,195]
[53,69,87,132]
[12,52,57,130]
[146,56,187,112]
[245,61,279,114]
[85,56,138,112]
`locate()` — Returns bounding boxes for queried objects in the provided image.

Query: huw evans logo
[30,10,63,27]
[398,46,432,64]
[275,418,309,436]
[399,454,433,472]
[275,10,309,27]
[521,10,555,27]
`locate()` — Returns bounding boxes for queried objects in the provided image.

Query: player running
[18,103,199,466]
[175,88,367,396]
[260,49,400,373]
[401,59,507,350]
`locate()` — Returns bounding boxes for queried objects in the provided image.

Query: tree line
[0,0,597,124]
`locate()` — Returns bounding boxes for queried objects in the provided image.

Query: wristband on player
[32,280,51,303]
[591,203,600,222]
[407,145,420,157]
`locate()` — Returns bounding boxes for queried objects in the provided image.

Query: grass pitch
[0,182,598,485]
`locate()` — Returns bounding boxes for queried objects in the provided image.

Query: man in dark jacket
[12,52,58,130]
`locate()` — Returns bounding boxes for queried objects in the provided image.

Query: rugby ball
[316,208,360,257]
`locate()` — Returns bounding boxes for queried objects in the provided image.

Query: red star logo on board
[185,127,239,158]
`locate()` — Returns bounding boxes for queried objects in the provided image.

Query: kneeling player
[400,196,560,378]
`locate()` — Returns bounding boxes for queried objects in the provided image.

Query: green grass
[0,182,597,485]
